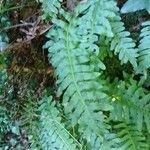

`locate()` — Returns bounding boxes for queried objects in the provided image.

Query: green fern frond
[40,0,63,19]
[38,96,80,150]
[114,122,149,150]
[45,14,107,143]
[108,78,150,133]
[75,0,118,37]
[22,95,80,150]
[109,16,138,68]
[138,21,150,71]
[121,0,150,14]
[42,0,147,149]
[86,132,121,150]
[43,0,125,148]
[29,96,80,150]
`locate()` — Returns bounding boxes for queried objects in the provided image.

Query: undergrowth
[0,0,150,149]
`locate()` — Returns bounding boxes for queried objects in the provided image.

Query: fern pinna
[31,0,150,149]
[138,21,150,71]
[107,77,150,133]
[38,96,80,150]
[109,16,138,68]
[114,122,148,150]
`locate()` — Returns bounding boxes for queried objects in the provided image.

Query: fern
[93,2,139,68]
[138,21,150,71]
[114,122,149,150]
[85,132,121,150]
[37,0,150,149]
[121,0,150,14]
[44,15,107,146]
[24,95,80,150]
[107,78,150,133]
[40,0,63,19]
[108,16,138,68]
[43,0,121,146]
[38,96,80,150]
[75,0,117,37]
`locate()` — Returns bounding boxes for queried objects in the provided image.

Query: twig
[0,24,53,53]
[1,23,34,31]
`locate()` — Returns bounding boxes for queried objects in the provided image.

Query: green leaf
[109,16,138,68]
[114,122,149,150]
[29,96,80,150]
[121,0,150,14]
[108,78,150,133]
[138,21,150,71]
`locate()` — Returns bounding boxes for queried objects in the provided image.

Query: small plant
[0,0,150,149]
[22,0,150,149]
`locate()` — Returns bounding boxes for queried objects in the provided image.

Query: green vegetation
[0,0,150,149]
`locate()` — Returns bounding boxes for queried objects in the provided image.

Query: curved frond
[86,133,121,150]
[38,96,80,150]
[40,0,63,19]
[108,79,150,133]
[109,16,138,68]
[45,14,107,142]
[138,21,150,70]
[121,0,150,14]
[22,95,80,150]
[44,0,119,147]
[114,122,149,150]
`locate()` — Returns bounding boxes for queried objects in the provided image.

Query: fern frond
[21,95,39,149]
[44,14,108,145]
[42,0,126,148]
[38,96,80,150]
[138,21,150,71]
[114,122,149,150]
[108,78,150,133]
[40,0,63,19]
[43,0,136,148]
[27,96,80,150]
[44,0,117,140]
[121,0,150,14]
[86,132,121,150]
[75,0,118,37]
[109,16,138,68]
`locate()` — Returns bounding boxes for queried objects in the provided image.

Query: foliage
[106,75,150,132]
[138,21,150,71]
[114,122,149,150]
[0,0,150,149]
[39,0,150,149]
[108,16,138,68]
[38,96,80,149]
[0,60,24,149]
[121,0,150,14]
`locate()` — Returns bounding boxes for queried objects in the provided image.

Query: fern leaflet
[36,96,80,150]
[114,122,149,150]
[109,16,138,68]
[138,21,150,71]
[107,78,150,133]
[40,0,63,19]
